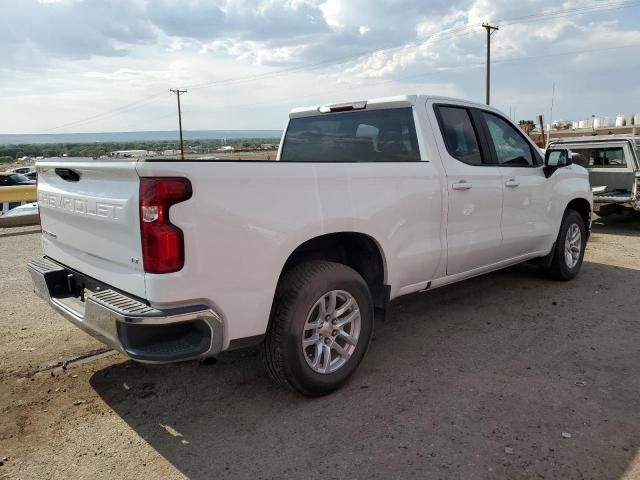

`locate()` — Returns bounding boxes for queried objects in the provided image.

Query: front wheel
[262,261,374,396]
[545,209,587,281]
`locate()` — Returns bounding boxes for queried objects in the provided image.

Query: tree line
[0,138,281,163]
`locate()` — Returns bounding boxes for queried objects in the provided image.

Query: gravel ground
[1,216,639,480]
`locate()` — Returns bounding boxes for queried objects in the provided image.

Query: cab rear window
[280,108,421,162]
[570,147,628,168]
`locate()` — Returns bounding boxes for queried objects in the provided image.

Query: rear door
[477,111,553,258]
[36,158,146,298]
[432,102,504,275]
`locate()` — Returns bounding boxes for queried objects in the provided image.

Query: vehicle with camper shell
[549,134,640,217]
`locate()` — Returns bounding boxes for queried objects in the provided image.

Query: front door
[478,111,553,258]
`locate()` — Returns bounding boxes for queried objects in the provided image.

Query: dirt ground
[1,217,639,480]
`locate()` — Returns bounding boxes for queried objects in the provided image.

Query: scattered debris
[562,432,572,439]
[504,447,514,454]
[71,374,78,378]
[72,400,86,406]
[574,380,587,387]
[22,347,36,351]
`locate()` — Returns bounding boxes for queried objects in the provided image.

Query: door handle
[452,181,472,191]
[505,178,520,188]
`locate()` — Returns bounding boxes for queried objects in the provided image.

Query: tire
[545,209,587,281]
[262,261,374,396]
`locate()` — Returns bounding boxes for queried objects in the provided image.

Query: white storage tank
[616,115,626,127]
[593,118,602,129]
[572,121,579,130]
[634,113,640,125]
[578,120,586,129]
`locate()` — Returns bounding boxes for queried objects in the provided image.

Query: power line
[496,0,640,26]
[39,92,166,133]
[113,39,640,132]
[179,42,640,116]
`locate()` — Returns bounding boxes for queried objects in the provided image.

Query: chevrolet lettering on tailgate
[38,191,125,223]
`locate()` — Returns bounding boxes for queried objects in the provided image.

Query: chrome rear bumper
[28,256,223,363]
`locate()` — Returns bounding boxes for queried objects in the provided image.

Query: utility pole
[482,23,499,105]
[170,88,187,160]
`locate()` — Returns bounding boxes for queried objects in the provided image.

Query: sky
[1,0,640,134]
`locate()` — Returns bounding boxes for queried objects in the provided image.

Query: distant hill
[0,130,283,145]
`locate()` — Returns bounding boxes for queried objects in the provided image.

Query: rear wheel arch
[276,232,389,310]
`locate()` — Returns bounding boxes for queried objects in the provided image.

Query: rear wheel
[545,209,586,281]
[262,261,374,396]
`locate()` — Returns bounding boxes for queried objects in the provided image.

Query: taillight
[139,177,192,274]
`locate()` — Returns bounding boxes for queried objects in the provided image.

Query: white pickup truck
[29,95,592,396]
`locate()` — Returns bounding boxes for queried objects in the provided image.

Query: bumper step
[91,289,161,317]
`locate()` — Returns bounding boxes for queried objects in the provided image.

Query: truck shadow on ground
[91,261,640,479]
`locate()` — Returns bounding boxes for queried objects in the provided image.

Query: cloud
[0,0,155,62]
[1,0,640,133]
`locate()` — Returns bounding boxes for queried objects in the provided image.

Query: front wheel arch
[566,198,592,239]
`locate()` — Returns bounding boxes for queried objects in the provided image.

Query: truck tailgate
[36,159,146,298]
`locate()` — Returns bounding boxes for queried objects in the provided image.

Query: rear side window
[280,108,421,162]
[436,106,483,165]
[482,112,534,166]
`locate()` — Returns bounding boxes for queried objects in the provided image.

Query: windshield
[280,107,421,162]
[9,173,32,184]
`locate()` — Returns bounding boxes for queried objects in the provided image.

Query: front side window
[280,108,420,162]
[482,112,534,166]
[436,106,483,165]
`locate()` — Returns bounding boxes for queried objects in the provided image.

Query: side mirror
[543,148,573,178]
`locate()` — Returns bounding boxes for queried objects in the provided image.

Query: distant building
[216,146,234,152]
[260,144,279,150]
[162,149,181,156]
[109,150,148,158]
